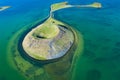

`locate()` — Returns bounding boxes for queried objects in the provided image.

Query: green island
[7,2,102,80]
[0,6,10,11]
[22,2,102,60]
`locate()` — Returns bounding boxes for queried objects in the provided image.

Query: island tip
[89,2,102,8]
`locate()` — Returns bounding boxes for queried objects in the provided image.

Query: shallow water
[0,0,120,80]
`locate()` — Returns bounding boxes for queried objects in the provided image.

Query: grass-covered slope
[32,17,60,39]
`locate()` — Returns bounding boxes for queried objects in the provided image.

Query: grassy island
[22,16,74,60]
[22,2,102,60]
[8,1,103,80]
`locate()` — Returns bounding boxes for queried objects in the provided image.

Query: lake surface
[0,0,120,80]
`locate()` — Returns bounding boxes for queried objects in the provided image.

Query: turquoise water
[0,0,120,80]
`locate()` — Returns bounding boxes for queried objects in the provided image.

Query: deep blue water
[0,0,120,80]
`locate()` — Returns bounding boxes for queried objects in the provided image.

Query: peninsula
[22,2,102,60]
